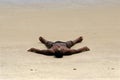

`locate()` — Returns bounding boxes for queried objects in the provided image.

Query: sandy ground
[0,6,120,80]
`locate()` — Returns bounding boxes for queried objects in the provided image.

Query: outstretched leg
[66,36,83,48]
[39,36,54,48]
[28,48,54,55]
[64,46,90,55]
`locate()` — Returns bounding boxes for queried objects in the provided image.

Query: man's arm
[28,48,54,55]
[64,46,90,55]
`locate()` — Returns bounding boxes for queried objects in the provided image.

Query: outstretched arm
[64,46,90,55]
[28,48,54,55]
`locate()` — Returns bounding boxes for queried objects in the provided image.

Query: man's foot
[75,36,83,43]
[39,36,47,44]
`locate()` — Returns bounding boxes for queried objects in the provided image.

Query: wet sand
[0,6,120,80]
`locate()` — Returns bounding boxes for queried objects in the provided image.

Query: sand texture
[0,7,120,80]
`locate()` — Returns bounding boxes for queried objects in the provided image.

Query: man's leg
[66,36,83,48]
[72,36,83,44]
[39,36,54,48]
[28,48,54,55]
[64,46,90,55]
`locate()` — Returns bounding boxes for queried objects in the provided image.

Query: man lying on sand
[28,36,90,58]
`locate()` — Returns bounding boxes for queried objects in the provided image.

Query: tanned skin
[28,36,90,58]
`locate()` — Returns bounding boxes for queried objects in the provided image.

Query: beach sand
[0,6,120,80]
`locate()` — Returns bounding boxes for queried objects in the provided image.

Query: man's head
[54,50,63,58]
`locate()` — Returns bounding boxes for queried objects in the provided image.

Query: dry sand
[0,6,120,80]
